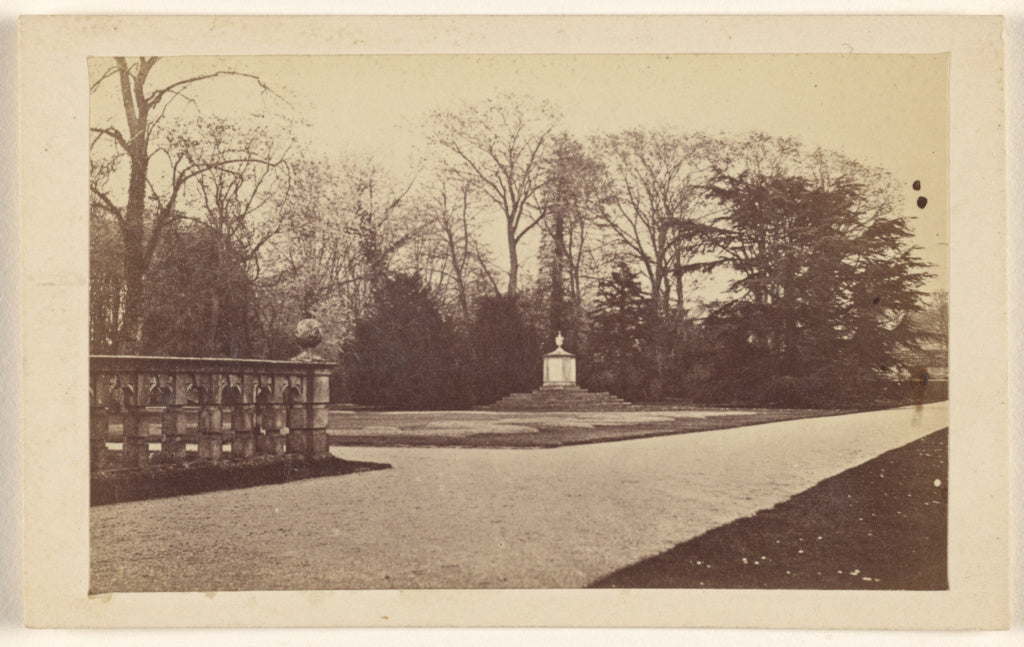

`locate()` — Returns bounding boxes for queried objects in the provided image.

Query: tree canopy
[699,161,932,406]
[89,66,940,408]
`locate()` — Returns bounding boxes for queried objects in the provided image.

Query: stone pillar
[197,373,224,461]
[122,373,150,469]
[231,374,257,459]
[289,317,332,458]
[307,371,331,457]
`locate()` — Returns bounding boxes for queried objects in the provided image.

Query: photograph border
[19,14,1007,629]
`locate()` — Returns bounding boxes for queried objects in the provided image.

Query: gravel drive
[90,402,947,592]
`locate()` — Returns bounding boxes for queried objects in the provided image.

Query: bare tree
[336,159,422,308]
[89,56,280,353]
[172,116,294,354]
[428,94,560,297]
[594,129,720,319]
[418,179,477,320]
[256,157,357,357]
[89,191,126,354]
[412,176,508,322]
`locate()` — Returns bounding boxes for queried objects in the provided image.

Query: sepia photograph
[86,52,950,592]
[17,14,1008,630]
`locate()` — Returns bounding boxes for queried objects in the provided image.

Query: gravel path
[90,402,947,592]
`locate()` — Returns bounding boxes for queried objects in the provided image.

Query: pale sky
[90,54,949,295]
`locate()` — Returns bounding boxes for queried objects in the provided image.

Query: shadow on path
[590,428,948,590]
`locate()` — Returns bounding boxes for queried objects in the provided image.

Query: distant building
[894,346,948,381]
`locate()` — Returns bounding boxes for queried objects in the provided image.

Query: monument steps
[486,385,635,411]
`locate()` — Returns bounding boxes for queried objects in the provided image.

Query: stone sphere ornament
[292,317,326,361]
[295,318,324,349]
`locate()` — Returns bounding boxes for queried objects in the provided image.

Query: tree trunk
[444,227,470,321]
[116,59,152,355]
[549,210,565,334]
[119,267,146,355]
[506,226,518,297]
[674,247,686,319]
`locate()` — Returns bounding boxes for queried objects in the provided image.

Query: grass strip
[590,428,948,590]
[329,410,844,448]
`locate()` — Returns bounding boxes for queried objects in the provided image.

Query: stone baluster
[197,373,224,460]
[254,379,268,453]
[220,381,238,454]
[231,373,257,459]
[122,371,151,469]
[257,376,287,456]
[285,379,307,455]
[160,373,188,462]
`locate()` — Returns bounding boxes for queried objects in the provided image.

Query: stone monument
[487,332,632,411]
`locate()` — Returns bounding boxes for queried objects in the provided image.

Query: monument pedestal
[487,333,633,411]
[542,333,577,388]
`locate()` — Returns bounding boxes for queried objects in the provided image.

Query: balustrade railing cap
[90,355,335,369]
[90,318,335,369]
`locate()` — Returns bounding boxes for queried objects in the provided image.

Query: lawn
[326,407,846,448]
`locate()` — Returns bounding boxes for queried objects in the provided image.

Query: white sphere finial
[555,331,564,349]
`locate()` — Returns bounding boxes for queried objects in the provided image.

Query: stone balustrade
[89,319,334,470]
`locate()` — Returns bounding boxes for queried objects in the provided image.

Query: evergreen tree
[140,224,255,358]
[585,263,651,400]
[470,294,543,405]
[701,167,932,406]
[344,273,463,409]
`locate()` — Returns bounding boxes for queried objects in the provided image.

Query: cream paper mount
[19,14,1007,629]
